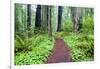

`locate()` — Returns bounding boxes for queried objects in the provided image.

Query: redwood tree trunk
[47,6,52,36]
[35,5,41,31]
[57,6,63,32]
[71,7,82,33]
[27,4,31,27]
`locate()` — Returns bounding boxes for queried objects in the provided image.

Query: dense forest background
[14,3,94,65]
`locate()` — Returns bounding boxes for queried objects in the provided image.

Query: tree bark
[57,6,63,32]
[71,7,82,33]
[35,5,41,30]
[27,4,31,27]
[41,5,48,31]
[47,6,52,36]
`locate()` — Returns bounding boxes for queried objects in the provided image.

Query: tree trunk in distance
[57,6,63,32]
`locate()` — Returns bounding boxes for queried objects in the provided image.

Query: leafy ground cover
[55,16,94,62]
[15,34,54,65]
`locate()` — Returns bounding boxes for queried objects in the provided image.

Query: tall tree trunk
[71,7,82,33]
[47,6,52,36]
[35,5,41,32]
[22,5,24,32]
[57,6,63,32]
[41,5,48,32]
[15,4,19,32]
[27,4,31,37]
[27,4,31,27]
[15,4,23,33]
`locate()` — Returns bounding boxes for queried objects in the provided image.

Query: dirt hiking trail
[47,38,72,63]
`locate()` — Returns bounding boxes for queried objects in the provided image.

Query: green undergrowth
[64,33,94,62]
[15,34,54,65]
[56,16,94,62]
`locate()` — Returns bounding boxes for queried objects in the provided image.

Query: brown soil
[46,38,72,63]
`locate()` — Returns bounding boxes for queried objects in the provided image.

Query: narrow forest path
[46,37,72,63]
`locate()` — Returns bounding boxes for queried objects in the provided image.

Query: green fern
[15,35,32,52]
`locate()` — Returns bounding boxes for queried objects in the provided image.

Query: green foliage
[54,32,69,38]
[62,20,73,32]
[61,16,94,62]
[15,4,94,64]
[76,34,94,56]
[64,33,94,62]
[57,16,94,62]
[15,34,54,65]
[82,16,94,34]
[15,35,32,52]
[34,27,48,34]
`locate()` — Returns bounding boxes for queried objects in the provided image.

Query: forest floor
[46,37,72,63]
